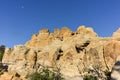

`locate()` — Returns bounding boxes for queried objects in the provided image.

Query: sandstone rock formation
[1,25,120,80]
[111,55,120,80]
[112,28,120,40]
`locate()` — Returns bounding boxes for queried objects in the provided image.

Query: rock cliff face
[1,26,120,80]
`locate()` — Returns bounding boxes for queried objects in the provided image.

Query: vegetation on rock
[83,74,97,80]
[104,70,111,80]
[26,67,64,80]
[0,45,5,61]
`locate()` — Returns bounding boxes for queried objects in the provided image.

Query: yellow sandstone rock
[1,26,120,80]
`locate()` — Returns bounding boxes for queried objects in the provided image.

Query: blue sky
[0,0,120,47]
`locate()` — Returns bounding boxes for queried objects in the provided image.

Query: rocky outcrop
[2,45,37,80]
[76,26,98,37]
[103,40,120,70]
[111,55,120,80]
[112,28,120,40]
[1,26,120,80]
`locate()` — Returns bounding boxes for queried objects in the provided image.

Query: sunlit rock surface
[1,26,120,80]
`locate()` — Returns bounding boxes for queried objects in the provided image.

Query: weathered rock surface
[112,28,120,40]
[111,55,120,80]
[1,26,120,80]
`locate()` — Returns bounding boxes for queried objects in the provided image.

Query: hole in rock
[75,46,84,53]
[59,49,63,53]
[56,54,63,60]
[15,73,21,77]
[82,41,90,47]
[71,33,75,35]
[56,49,63,60]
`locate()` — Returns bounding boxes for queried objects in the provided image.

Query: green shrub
[104,70,111,80]
[83,74,97,80]
[26,67,64,80]
[0,45,5,61]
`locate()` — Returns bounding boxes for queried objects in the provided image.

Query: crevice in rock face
[82,41,90,47]
[24,49,30,60]
[33,51,37,69]
[75,46,84,53]
[52,48,64,67]
[75,41,90,53]
[56,49,63,61]
[56,54,63,60]
[103,47,109,70]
